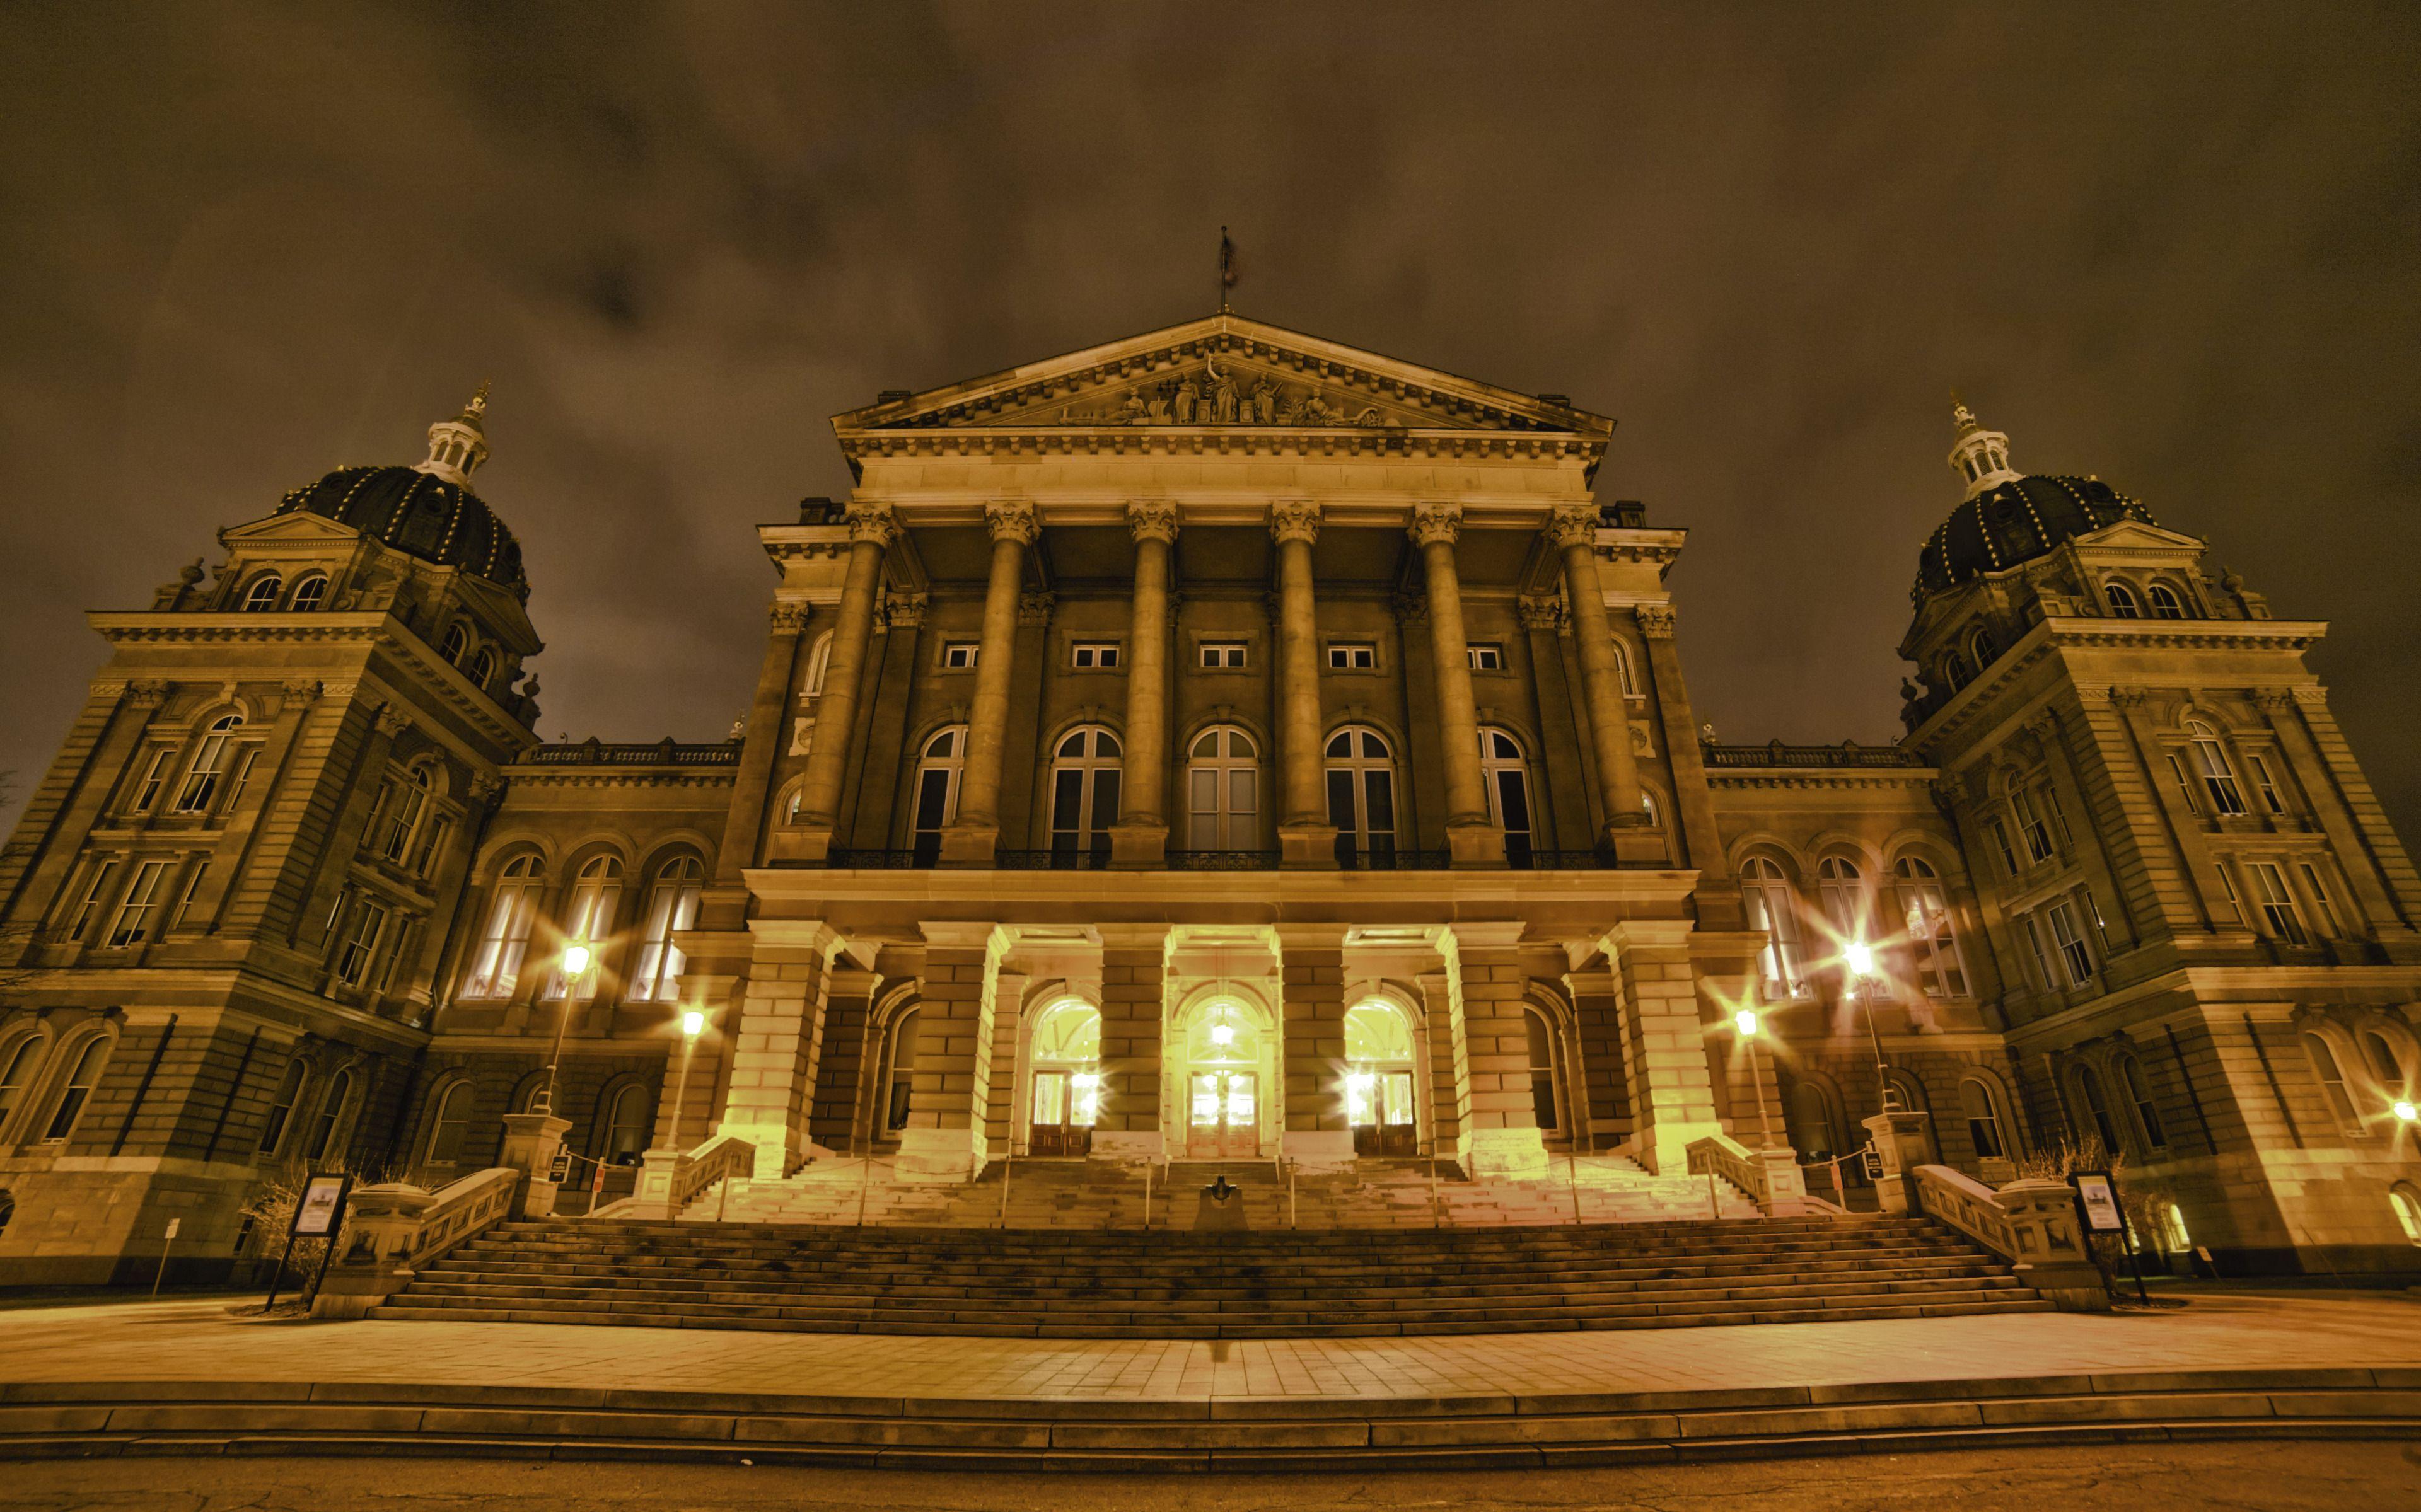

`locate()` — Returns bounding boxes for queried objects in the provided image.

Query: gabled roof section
[832,313,1613,474]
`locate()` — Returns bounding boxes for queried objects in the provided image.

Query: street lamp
[1733,1007,1775,1147]
[663,1007,707,1153]
[536,937,592,1116]
[1842,938,1898,1112]
[2395,1099,2418,1125]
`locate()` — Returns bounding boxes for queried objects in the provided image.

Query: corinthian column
[1410,504,1497,867]
[1112,500,1178,868]
[943,500,1039,865]
[788,500,898,862]
[1545,503,1652,858]
[1270,501,1337,867]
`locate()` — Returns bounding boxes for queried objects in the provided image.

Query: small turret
[414,383,491,488]
[1948,391,2019,499]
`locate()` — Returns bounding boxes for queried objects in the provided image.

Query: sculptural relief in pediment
[885,354,1553,433]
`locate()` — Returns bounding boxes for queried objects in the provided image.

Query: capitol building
[1,311,2415,1293]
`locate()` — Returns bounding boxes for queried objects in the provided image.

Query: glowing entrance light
[1842,939,1875,978]
[1733,1008,1760,1038]
[1210,1022,1234,1046]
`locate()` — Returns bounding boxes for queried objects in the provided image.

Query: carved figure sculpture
[1252,379,1278,425]
[1214,370,1238,424]
[1174,376,1199,424]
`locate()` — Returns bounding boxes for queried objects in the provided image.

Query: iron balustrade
[1164,850,1283,870]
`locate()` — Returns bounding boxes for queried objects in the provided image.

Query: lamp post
[1843,938,1898,1112]
[663,1007,706,1153]
[536,938,592,1116]
[1733,1007,1775,1148]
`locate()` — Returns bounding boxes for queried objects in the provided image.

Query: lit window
[2186,721,2247,815]
[1893,857,1968,997]
[627,855,704,1001]
[2147,583,2186,619]
[1071,642,1121,669]
[1199,642,1246,669]
[2105,582,2141,618]
[1185,726,1259,851]
[1325,727,1396,867]
[243,575,282,611]
[1740,857,1806,998]
[548,856,624,998]
[1327,642,1376,671]
[2391,1187,2421,1246]
[462,854,544,999]
[2247,861,2308,945]
[175,715,243,813]
[943,642,979,669]
[1466,643,1504,671]
[287,575,328,612]
[106,859,174,946]
[1817,855,1869,942]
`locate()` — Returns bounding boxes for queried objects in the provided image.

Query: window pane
[1363,771,1395,834]
[914,769,952,831]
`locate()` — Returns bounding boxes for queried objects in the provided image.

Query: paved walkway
[2,1289,2415,1404]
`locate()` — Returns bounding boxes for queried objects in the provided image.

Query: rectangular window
[132,749,174,811]
[413,817,451,878]
[2045,901,2094,985]
[335,901,388,986]
[376,918,412,993]
[2297,861,2344,939]
[68,859,119,942]
[2249,754,2286,815]
[172,862,210,930]
[1466,643,1504,671]
[943,642,979,669]
[1327,642,1376,671]
[1988,819,2020,876]
[107,859,174,947]
[2013,790,2054,864]
[2167,754,2198,814]
[1199,642,1246,669]
[1071,642,1120,669]
[2247,861,2308,945]
[2019,912,2057,991]
[223,749,260,814]
[2041,785,2073,847]
[2214,863,2248,926]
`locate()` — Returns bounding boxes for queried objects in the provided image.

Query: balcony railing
[825,848,935,869]
[1165,850,1283,870]
[1702,740,1923,770]
[523,738,742,767]
[1335,844,1452,871]
[995,847,1112,871]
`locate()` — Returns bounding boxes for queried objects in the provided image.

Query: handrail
[1164,850,1282,870]
[1908,1163,2020,1257]
[670,1132,755,1215]
[1685,1133,1810,1216]
[309,1166,522,1318]
[1909,1165,2113,1312]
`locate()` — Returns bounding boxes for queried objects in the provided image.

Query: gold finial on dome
[1946,389,2016,500]
[1951,388,1980,437]
[416,383,493,488]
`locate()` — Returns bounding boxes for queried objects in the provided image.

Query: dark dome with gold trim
[1913,474,2150,600]
[274,465,528,600]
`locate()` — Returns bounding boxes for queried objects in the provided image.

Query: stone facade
[1,317,2415,1286]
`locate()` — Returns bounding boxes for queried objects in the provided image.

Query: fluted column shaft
[955,502,1038,833]
[1270,502,1326,828]
[1118,502,1178,829]
[1412,504,1490,832]
[792,504,898,835]
[1547,504,1646,833]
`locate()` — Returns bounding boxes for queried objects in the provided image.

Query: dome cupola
[1913,399,2155,601]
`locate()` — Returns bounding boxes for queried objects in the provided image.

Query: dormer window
[2148,583,2186,619]
[2105,582,2141,618]
[243,575,282,611]
[287,575,328,611]
[470,649,497,688]
[439,623,470,665]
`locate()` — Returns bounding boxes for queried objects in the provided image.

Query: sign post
[2072,1169,2149,1304]
[151,1217,179,1298]
[264,1172,352,1313]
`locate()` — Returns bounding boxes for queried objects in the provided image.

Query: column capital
[280,678,324,707]
[1019,590,1055,628]
[1408,502,1463,547]
[125,679,171,708]
[1126,499,1180,544]
[985,500,1040,545]
[1516,593,1565,632]
[1543,502,1599,550]
[373,703,412,738]
[845,500,900,546]
[1268,499,1321,545]
[1634,603,1678,639]
[882,590,929,629]
[769,601,812,635]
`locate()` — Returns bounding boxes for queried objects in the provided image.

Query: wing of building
[1,316,2416,1287]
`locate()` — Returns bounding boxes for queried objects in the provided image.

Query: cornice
[1705,770,1941,791]
[840,429,1602,470]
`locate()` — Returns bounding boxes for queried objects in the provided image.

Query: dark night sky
[4,3,2416,843]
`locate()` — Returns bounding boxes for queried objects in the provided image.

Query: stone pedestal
[1862,1109,1936,1215]
[626,1147,685,1220]
[1998,1177,2114,1311]
[1606,821,1669,865]
[1446,822,1504,867]
[780,825,836,864]
[497,1112,572,1219]
[1108,822,1167,868]
[938,823,999,867]
[1277,822,1339,869]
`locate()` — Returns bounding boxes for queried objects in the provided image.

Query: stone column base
[1108,823,1168,869]
[1606,824,1669,865]
[1461,1126,1550,1180]
[895,1127,984,1184]
[1280,1129,1356,1169]
[1446,823,1504,867]
[770,825,836,864]
[1862,1110,1935,1215]
[1276,822,1339,868]
[938,823,1001,867]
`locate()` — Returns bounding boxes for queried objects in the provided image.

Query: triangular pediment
[834,313,1610,438]
[218,511,366,546]
[2071,518,2205,556]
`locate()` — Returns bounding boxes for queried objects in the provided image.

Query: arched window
[881,1008,921,1133]
[1185,726,1260,851]
[1893,857,1968,997]
[1741,856,1805,998]
[286,575,328,612]
[175,715,243,813]
[258,1059,308,1155]
[243,574,283,611]
[1522,1007,1562,1134]
[42,1037,110,1143]
[803,632,834,698]
[2119,1056,2168,1150]
[0,1039,47,1140]
[305,1070,354,1164]
[1817,856,1871,947]
[2105,582,2142,618]
[549,856,624,999]
[2147,582,2186,619]
[1968,627,1997,669]
[373,766,433,864]
[2185,720,2247,815]
[2303,1033,2362,1133]
[422,1080,473,1168]
[1944,652,1972,690]
[2360,1029,2407,1092]
[439,622,471,665]
[1478,728,1534,867]
[463,853,544,999]
[1325,727,1396,867]
[2393,1184,2421,1247]
[1785,1076,1842,1163]
[910,728,965,864]
[1958,1075,2009,1161]
[1610,638,1639,697]
[1026,999,1101,1154]
[1048,726,1122,863]
[602,1082,653,1165]
[1344,1001,1419,1154]
[2069,1065,2123,1156]
[627,855,703,1001]
[468,649,497,688]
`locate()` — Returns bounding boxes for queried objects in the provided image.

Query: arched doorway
[1176,996,1270,1158]
[1345,1001,1419,1156]
[1025,998,1100,1156]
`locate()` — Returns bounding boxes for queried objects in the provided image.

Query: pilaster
[1276,921,1350,1163]
[1605,918,1721,1172]
[719,922,847,1177]
[1095,923,1170,1160]
[897,921,1007,1181]
[1443,921,1545,1176]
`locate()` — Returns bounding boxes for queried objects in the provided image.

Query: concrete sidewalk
[1,1288,2415,1405]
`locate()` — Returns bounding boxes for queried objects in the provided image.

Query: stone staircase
[371,1213,2052,1338]
[691,1153,1762,1230]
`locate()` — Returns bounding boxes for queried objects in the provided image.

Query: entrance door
[1188,1070,1258,1158]
[1352,1070,1417,1157]
[1029,1068,1092,1157]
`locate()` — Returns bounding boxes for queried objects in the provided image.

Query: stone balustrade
[309,1165,522,1319]
[1910,1165,2110,1312]
[615,1131,758,1220]
[1685,1133,1811,1216]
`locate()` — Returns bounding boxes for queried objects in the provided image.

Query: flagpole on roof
[1218,226,1235,315]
